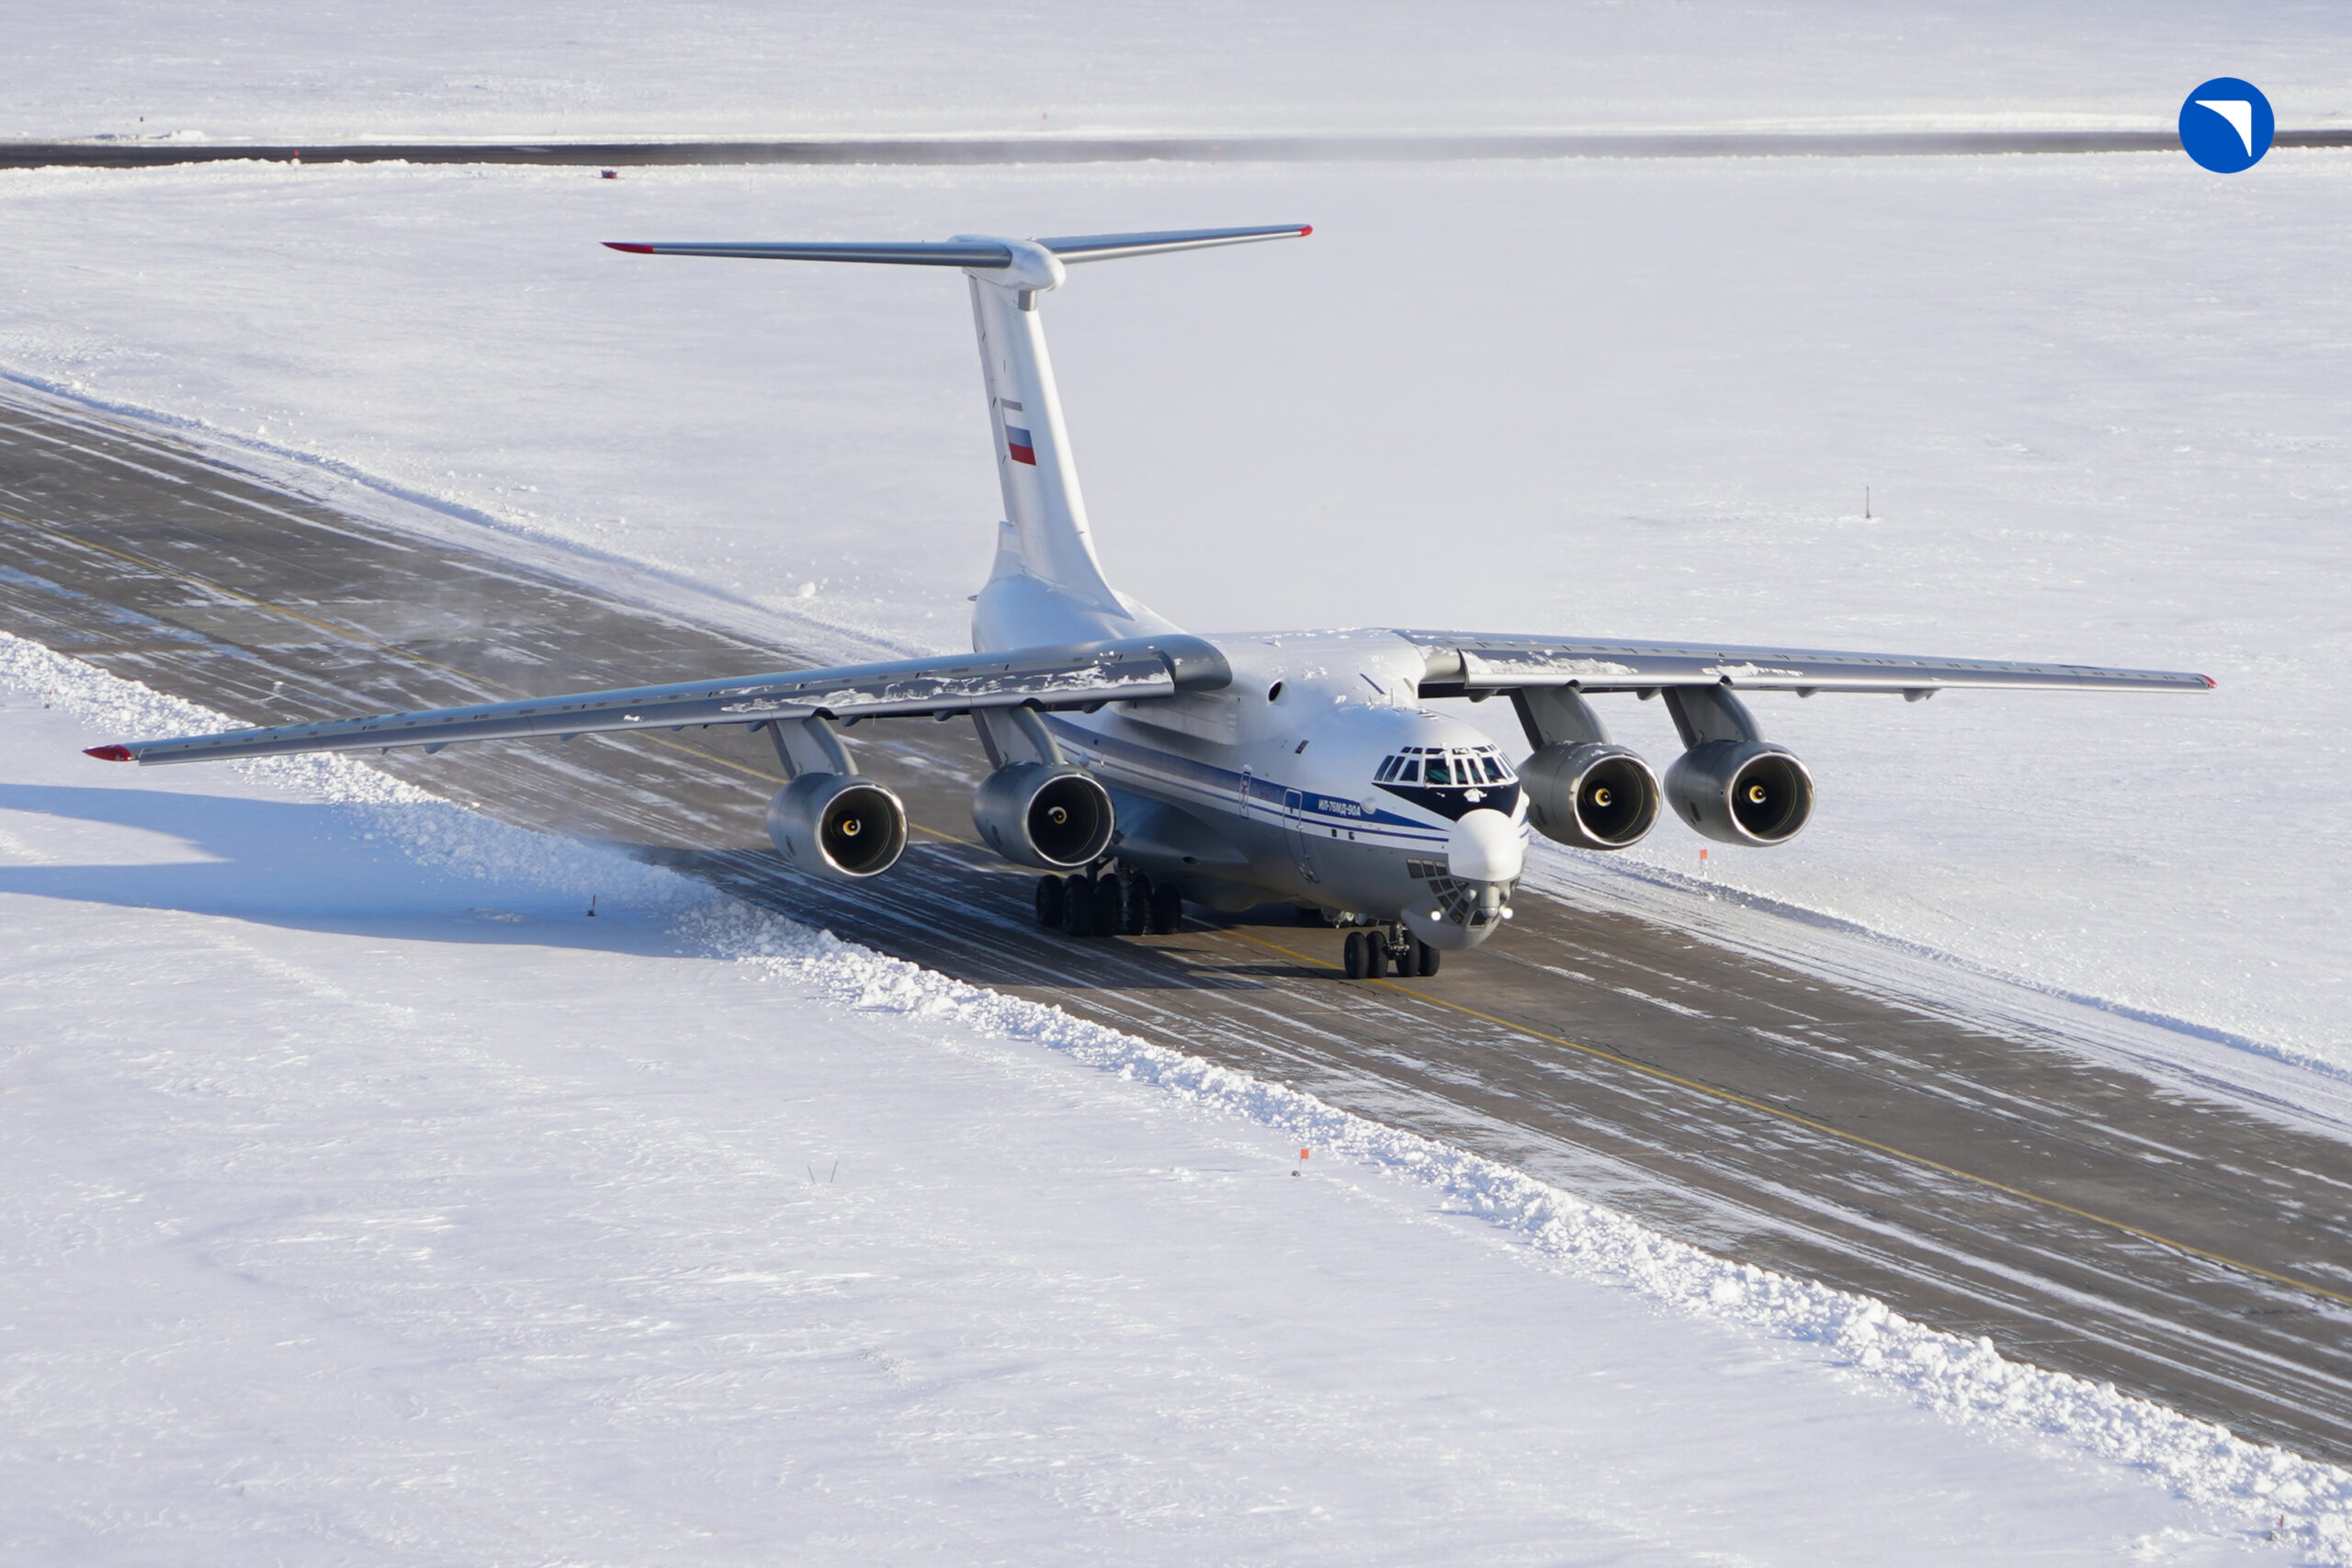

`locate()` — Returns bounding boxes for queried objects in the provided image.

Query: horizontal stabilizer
[1037,224,1310,262]
[603,224,1309,268]
[604,239,1016,265]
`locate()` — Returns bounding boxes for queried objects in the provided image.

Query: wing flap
[1402,634,2212,695]
[97,636,1229,766]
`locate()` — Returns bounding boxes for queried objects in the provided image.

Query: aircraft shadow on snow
[0,783,679,953]
[0,783,1327,986]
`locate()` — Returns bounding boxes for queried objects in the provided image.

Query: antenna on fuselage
[604,224,1310,613]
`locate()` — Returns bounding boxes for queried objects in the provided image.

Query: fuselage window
[1480,755,1504,783]
[1375,756,1399,782]
[1424,755,1451,785]
[1396,758,1420,782]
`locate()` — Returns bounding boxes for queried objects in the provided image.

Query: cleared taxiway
[10,129,2352,171]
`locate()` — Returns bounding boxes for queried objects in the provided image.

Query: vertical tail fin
[604,224,1309,616]
[961,243,1123,611]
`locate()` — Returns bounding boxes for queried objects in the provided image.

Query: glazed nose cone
[1447,807,1523,883]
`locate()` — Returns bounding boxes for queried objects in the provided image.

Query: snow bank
[692,900,2352,1560]
[10,626,2346,1558]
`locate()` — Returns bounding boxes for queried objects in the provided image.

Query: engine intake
[1521,742,1661,851]
[1664,740,1814,846]
[973,761,1115,870]
[767,773,909,879]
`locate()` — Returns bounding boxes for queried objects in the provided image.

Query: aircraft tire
[1342,930,1367,979]
[1148,882,1183,934]
[1091,874,1125,936]
[1414,937,1441,977]
[1062,874,1094,937]
[1035,874,1066,929]
[1121,873,1152,935]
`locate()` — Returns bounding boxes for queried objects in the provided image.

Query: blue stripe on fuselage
[1044,713,1446,843]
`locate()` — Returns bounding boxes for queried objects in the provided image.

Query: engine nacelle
[1664,740,1815,846]
[972,761,1116,870]
[767,773,909,879]
[1521,742,1662,851]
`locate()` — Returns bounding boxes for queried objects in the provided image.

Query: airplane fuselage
[976,570,1529,951]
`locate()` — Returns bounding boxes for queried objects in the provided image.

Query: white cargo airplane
[88,224,2212,979]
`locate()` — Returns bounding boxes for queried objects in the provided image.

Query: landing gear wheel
[1342,930,1368,979]
[1035,874,1066,929]
[1121,873,1152,935]
[1061,874,1094,937]
[1148,882,1183,934]
[1091,874,1124,936]
[1413,936,1441,976]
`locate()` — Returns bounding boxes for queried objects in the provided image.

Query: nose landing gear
[1343,925,1439,981]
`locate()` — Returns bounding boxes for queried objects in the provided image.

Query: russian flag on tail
[999,398,1036,465]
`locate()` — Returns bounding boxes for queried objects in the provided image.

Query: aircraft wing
[85,635,1231,767]
[1397,631,2214,697]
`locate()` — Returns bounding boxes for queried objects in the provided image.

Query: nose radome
[1447,807,1523,883]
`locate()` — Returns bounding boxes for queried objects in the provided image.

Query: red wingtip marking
[1298,224,1313,236]
[604,242,656,254]
[85,744,135,762]
[2202,674,2218,689]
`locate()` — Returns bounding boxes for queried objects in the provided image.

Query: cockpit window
[1376,747,1517,787]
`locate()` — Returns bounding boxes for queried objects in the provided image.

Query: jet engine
[1520,742,1662,851]
[767,772,910,879]
[1663,740,1814,846]
[972,761,1116,870]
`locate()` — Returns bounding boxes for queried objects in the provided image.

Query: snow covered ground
[7,631,2347,1565]
[1,146,2345,1088]
[13,0,2352,143]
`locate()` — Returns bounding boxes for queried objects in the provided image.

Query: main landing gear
[1035,868,1182,938]
[1342,926,1439,981]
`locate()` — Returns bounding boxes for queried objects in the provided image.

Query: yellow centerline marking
[15,505,2343,1310]
[1231,928,2352,1309]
